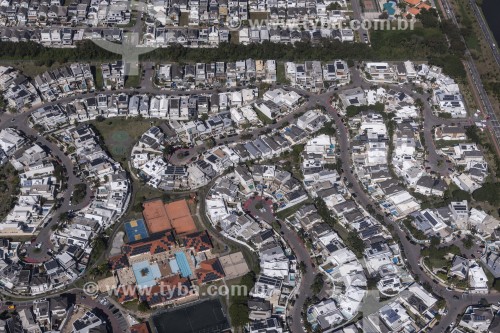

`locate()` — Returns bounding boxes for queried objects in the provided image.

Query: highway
[469,0,500,68]
[440,0,500,155]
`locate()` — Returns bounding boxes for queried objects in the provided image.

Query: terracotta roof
[108,254,129,270]
[116,284,138,303]
[140,275,193,306]
[404,0,420,5]
[196,258,225,284]
[182,231,213,252]
[130,323,151,333]
[143,199,172,234]
[123,230,177,258]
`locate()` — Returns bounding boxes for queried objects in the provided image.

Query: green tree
[473,183,500,205]
[347,231,365,258]
[138,302,150,312]
[463,234,474,250]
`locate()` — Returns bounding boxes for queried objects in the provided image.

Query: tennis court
[124,219,149,242]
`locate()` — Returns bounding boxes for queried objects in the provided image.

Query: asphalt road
[350,0,369,43]
[469,0,500,68]
[315,91,499,333]
[0,66,495,331]
[5,120,93,262]
[441,0,500,155]
[279,222,315,333]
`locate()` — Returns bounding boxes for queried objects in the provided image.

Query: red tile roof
[123,230,177,258]
[196,258,225,284]
[130,323,151,333]
[116,284,138,304]
[182,230,213,253]
[108,254,129,270]
[139,275,194,306]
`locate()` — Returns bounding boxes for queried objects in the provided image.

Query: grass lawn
[94,66,103,90]
[434,139,471,149]
[422,244,461,270]
[121,300,140,311]
[276,199,312,220]
[230,31,239,44]
[89,117,159,162]
[124,72,142,88]
[455,0,480,52]
[276,61,290,85]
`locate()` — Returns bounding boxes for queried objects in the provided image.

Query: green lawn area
[13,61,54,77]
[94,66,103,89]
[456,0,480,52]
[124,72,142,88]
[434,139,471,149]
[230,31,239,44]
[89,117,158,162]
[276,62,290,85]
[422,244,462,270]
[276,199,312,220]
[179,12,189,26]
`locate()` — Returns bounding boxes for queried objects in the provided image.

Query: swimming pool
[175,252,192,278]
[132,260,161,288]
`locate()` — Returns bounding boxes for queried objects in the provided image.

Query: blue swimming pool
[175,252,192,278]
[132,261,161,288]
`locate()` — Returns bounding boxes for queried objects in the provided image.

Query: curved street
[0,66,495,332]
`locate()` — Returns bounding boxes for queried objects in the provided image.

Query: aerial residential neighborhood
[0,0,500,332]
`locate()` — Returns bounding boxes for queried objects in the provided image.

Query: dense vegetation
[0,13,467,79]
[0,163,20,221]
[228,272,256,328]
[473,182,500,205]
[71,183,87,205]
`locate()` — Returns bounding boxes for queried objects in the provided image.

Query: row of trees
[0,25,466,80]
